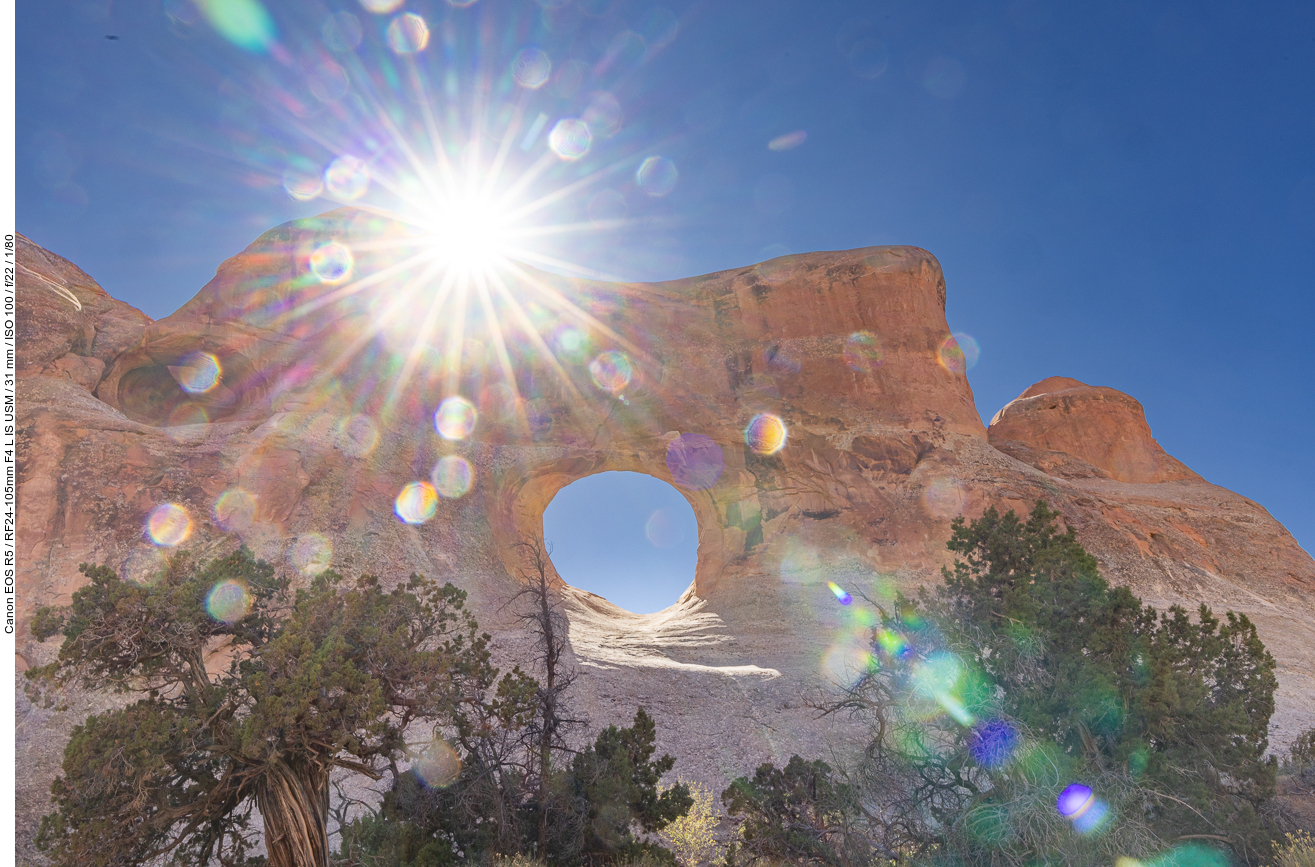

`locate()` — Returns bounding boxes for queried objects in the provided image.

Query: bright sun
[418,190,514,274]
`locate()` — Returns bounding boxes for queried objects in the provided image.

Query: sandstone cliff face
[15,213,1315,857]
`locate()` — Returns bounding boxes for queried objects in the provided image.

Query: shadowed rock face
[15,212,1315,856]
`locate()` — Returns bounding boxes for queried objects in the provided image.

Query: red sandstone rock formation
[14,214,1315,858]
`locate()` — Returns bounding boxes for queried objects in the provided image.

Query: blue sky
[17,0,1315,612]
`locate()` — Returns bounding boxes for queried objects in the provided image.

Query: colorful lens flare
[324,155,369,200]
[431,455,473,498]
[414,739,462,789]
[359,0,403,13]
[745,413,787,455]
[549,118,592,160]
[172,352,222,394]
[194,0,277,53]
[336,415,380,457]
[386,13,429,54]
[291,533,333,575]
[1056,783,1109,834]
[844,331,884,372]
[309,242,353,283]
[435,396,478,440]
[665,433,724,490]
[636,156,678,196]
[147,503,192,547]
[645,507,684,547]
[122,547,168,587]
[395,481,438,524]
[827,581,853,605]
[768,130,807,151]
[588,351,632,394]
[968,719,1019,768]
[938,333,980,374]
[513,47,552,88]
[206,580,253,624]
[213,488,257,532]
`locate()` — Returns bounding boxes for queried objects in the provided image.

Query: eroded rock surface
[15,213,1315,858]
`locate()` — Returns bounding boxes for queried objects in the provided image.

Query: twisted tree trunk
[256,758,331,867]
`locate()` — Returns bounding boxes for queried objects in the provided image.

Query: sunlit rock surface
[15,214,1315,856]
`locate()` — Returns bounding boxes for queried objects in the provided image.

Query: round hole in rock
[542,471,698,614]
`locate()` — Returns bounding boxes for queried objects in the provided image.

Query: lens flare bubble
[938,333,980,373]
[768,130,807,151]
[969,719,1019,768]
[386,13,429,53]
[636,156,678,196]
[512,47,551,88]
[282,168,323,201]
[645,508,684,548]
[844,331,884,372]
[876,628,913,660]
[431,456,473,499]
[194,0,277,52]
[913,653,975,726]
[395,481,438,525]
[213,488,257,532]
[147,503,192,547]
[322,11,363,51]
[846,38,889,79]
[309,242,353,284]
[172,352,221,394]
[122,547,168,586]
[291,533,333,575]
[745,413,787,455]
[414,739,461,788]
[822,637,878,687]
[588,351,632,394]
[206,580,253,624]
[1056,783,1108,833]
[924,56,966,99]
[359,0,403,14]
[639,7,678,48]
[922,477,966,519]
[587,189,627,225]
[827,582,853,605]
[549,118,591,160]
[336,414,379,457]
[555,326,589,357]
[434,396,477,440]
[307,60,349,103]
[665,433,725,491]
[324,155,369,200]
[1056,783,1095,817]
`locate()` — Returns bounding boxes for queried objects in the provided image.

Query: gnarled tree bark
[255,758,331,867]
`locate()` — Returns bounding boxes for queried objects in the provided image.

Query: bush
[659,780,727,867]
[825,502,1281,866]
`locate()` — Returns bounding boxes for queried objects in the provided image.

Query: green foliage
[1285,728,1315,788]
[339,706,691,867]
[721,755,869,867]
[570,707,693,862]
[828,502,1280,866]
[30,549,492,867]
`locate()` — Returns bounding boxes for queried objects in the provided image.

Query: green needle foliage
[29,549,495,867]
[828,502,1280,867]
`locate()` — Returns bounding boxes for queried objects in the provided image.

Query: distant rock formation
[15,215,1315,858]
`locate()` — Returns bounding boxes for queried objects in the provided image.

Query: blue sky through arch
[542,472,698,614]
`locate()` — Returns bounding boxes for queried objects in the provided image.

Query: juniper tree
[824,502,1279,866]
[29,548,496,867]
